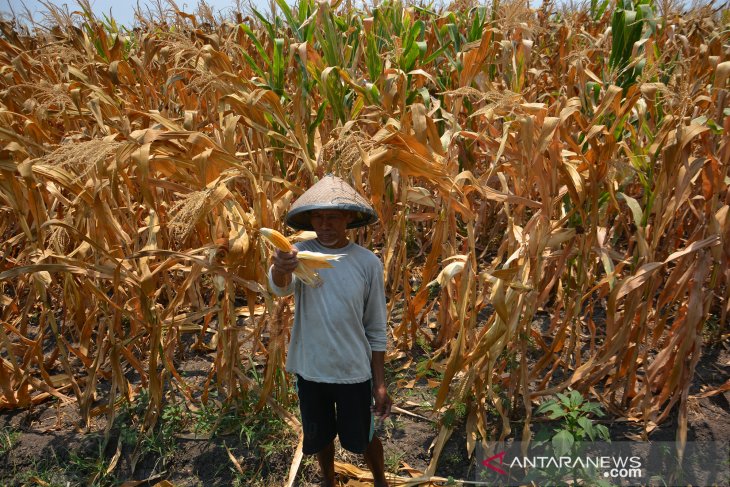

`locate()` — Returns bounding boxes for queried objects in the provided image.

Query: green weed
[529,390,612,486]
[442,401,467,428]
[12,452,70,487]
[0,426,19,455]
[535,389,610,451]
[384,447,405,473]
[140,400,189,463]
[68,446,113,487]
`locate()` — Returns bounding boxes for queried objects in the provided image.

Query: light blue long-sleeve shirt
[268,239,387,384]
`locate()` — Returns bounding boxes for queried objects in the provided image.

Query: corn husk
[260,228,345,287]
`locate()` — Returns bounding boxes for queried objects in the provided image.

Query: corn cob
[260,228,344,287]
[296,251,337,269]
[260,228,294,252]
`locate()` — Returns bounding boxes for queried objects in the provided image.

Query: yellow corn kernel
[260,228,294,252]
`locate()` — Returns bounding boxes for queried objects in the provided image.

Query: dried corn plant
[0,0,728,480]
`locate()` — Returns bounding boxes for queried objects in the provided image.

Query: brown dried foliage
[0,1,728,480]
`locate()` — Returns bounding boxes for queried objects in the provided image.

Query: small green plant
[381,416,404,442]
[384,448,405,473]
[444,450,462,469]
[188,387,295,485]
[12,458,68,487]
[0,426,19,455]
[702,315,722,343]
[415,357,436,379]
[427,282,441,300]
[441,401,467,428]
[416,334,432,353]
[499,348,519,371]
[141,400,189,463]
[161,401,188,430]
[535,389,610,454]
[528,390,612,486]
[119,420,137,447]
[68,447,112,486]
[222,401,293,484]
[112,399,139,447]
[191,400,221,436]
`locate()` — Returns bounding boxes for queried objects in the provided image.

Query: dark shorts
[296,375,374,455]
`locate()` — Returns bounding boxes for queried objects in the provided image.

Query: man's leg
[316,440,336,487]
[334,380,388,486]
[297,376,337,486]
[364,435,388,487]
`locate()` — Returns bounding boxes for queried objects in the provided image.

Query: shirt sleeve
[268,264,295,296]
[362,259,387,352]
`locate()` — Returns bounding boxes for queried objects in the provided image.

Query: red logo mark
[482,451,507,475]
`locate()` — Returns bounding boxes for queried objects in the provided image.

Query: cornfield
[0,0,728,482]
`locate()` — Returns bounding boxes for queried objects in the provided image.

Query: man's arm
[270,248,298,290]
[363,257,390,420]
[371,351,392,420]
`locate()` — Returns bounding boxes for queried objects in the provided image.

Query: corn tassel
[260,228,344,287]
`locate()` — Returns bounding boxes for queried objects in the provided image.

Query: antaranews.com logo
[476,441,729,486]
[483,451,643,479]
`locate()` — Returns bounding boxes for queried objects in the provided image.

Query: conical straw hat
[285,175,378,231]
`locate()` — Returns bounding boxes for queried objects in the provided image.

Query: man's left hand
[372,384,392,421]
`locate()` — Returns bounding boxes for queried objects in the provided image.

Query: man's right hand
[271,248,298,287]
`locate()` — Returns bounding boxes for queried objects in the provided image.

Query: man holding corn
[268,175,391,487]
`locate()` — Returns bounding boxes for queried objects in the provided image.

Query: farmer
[268,174,391,487]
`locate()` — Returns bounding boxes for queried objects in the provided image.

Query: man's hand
[370,351,390,424]
[371,383,392,422]
[273,248,299,273]
[271,248,298,288]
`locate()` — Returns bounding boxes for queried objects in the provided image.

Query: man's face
[309,209,354,248]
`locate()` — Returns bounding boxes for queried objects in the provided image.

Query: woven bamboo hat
[285,174,378,231]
